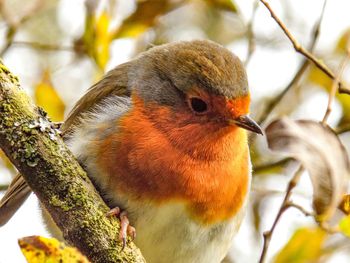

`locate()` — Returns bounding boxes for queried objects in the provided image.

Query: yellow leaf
[339,216,350,237]
[274,227,327,263]
[205,0,238,12]
[95,11,111,69]
[34,72,65,122]
[114,0,179,38]
[0,149,15,171]
[308,65,332,89]
[19,236,90,263]
[335,29,350,54]
[81,10,112,69]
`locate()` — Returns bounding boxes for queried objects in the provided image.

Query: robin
[0,40,262,263]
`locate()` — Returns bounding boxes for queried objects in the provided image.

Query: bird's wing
[62,62,132,136]
[0,62,132,226]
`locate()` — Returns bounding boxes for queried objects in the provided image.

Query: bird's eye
[189,97,208,114]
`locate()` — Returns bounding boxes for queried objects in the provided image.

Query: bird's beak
[229,115,263,135]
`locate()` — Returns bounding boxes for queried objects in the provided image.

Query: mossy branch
[0,61,145,263]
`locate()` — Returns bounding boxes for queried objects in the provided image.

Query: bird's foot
[106,207,136,250]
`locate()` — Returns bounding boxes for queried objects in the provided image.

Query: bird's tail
[0,173,31,226]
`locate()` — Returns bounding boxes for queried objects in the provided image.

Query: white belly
[125,201,245,263]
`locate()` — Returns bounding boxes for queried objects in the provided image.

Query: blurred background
[0,0,350,262]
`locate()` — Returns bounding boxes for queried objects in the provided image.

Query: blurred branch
[253,158,290,174]
[0,0,44,56]
[257,0,327,125]
[259,166,304,263]
[286,201,314,217]
[323,239,350,258]
[12,41,75,52]
[336,124,350,134]
[322,44,350,124]
[259,0,350,95]
[0,22,15,56]
[244,0,259,66]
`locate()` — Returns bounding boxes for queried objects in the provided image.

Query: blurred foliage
[205,0,237,12]
[340,216,350,238]
[114,0,183,39]
[274,227,326,263]
[308,66,350,125]
[19,236,90,263]
[0,150,15,173]
[81,10,112,70]
[34,71,65,121]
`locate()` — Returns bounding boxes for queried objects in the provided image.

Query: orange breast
[95,95,250,225]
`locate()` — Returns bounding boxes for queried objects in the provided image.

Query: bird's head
[129,40,262,136]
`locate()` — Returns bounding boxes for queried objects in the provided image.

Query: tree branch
[256,0,326,125]
[259,166,304,263]
[259,0,350,95]
[0,62,145,262]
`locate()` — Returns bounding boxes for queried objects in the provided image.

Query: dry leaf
[266,118,350,221]
[338,194,350,216]
[19,236,90,263]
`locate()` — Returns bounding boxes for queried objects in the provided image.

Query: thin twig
[259,0,350,95]
[319,221,339,234]
[286,201,314,217]
[257,3,347,258]
[11,41,74,52]
[336,124,350,134]
[256,0,327,125]
[253,158,291,174]
[322,44,350,124]
[259,166,304,263]
[0,0,44,56]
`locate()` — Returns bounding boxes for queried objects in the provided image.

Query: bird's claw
[106,207,136,250]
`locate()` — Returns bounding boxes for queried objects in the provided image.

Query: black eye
[189,97,208,113]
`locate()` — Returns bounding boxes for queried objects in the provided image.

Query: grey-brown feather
[131,40,248,107]
[62,62,132,136]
